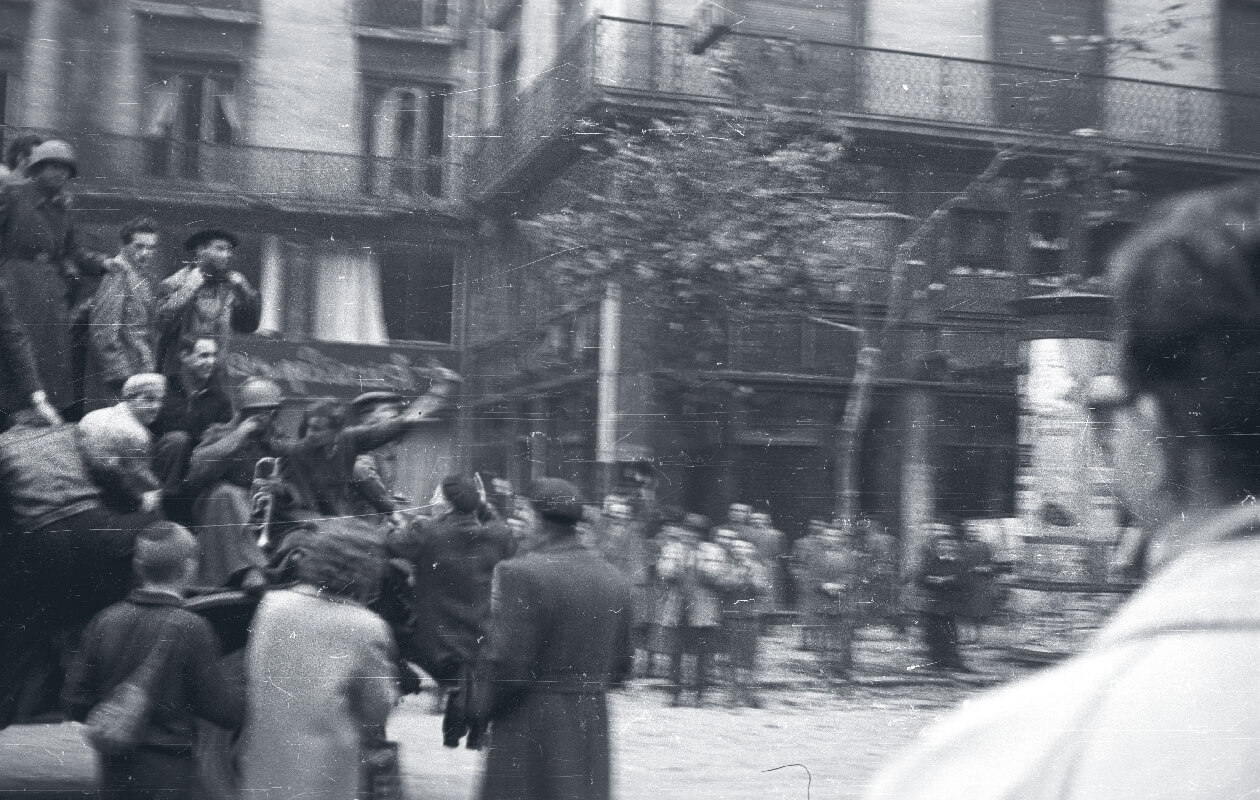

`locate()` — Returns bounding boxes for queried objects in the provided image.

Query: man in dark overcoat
[386,474,515,747]
[475,478,634,800]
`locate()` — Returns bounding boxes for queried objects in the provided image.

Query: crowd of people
[3,128,1257,799]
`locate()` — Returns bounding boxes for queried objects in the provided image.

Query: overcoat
[239,587,398,800]
[0,181,101,410]
[655,540,728,628]
[476,538,634,800]
[386,510,515,681]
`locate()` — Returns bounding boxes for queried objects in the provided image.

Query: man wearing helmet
[0,139,108,418]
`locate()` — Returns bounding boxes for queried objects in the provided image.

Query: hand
[30,392,62,425]
[227,271,248,289]
[141,490,163,514]
[240,414,270,437]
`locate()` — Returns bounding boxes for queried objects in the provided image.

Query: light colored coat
[868,506,1260,800]
[88,253,155,391]
[239,587,398,800]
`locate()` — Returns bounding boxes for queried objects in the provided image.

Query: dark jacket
[0,279,42,403]
[387,510,516,682]
[186,421,283,494]
[62,588,244,749]
[0,181,106,410]
[0,421,103,531]
[475,537,633,800]
[280,419,413,518]
[150,372,232,444]
[910,543,971,616]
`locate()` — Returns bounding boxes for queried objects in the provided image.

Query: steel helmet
[25,140,77,178]
[238,378,284,411]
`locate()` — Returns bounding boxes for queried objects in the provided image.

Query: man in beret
[154,228,259,377]
[475,478,634,800]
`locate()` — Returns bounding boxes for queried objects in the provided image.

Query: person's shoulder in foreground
[867,523,1260,800]
[869,180,1260,800]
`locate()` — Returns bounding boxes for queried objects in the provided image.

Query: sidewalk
[634,621,1041,697]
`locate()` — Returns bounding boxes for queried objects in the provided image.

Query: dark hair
[291,521,383,600]
[3,133,42,171]
[1111,179,1260,495]
[298,399,346,437]
[119,216,160,246]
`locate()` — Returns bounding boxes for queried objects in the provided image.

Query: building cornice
[132,0,260,26]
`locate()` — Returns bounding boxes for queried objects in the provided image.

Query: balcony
[471,15,1260,195]
[357,0,454,30]
[18,130,457,212]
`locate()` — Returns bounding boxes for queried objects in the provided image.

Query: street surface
[0,625,1038,799]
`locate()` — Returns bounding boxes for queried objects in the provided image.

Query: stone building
[456,0,1260,548]
[0,0,473,498]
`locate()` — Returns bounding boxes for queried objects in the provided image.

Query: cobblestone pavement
[0,623,1042,799]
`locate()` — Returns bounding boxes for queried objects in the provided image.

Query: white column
[596,281,622,464]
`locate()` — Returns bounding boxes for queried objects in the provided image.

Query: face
[728,504,750,525]
[123,385,165,425]
[714,528,739,549]
[124,232,159,271]
[33,162,71,193]
[750,512,771,528]
[1088,375,1170,530]
[195,239,234,274]
[181,338,219,382]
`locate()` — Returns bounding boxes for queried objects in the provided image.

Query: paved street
[0,625,1039,799]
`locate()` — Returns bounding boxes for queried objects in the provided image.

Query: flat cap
[529,477,584,524]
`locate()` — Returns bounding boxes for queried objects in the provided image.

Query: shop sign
[228,335,457,400]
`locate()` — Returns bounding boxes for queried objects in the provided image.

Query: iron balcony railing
[472,15,1260,192]
[3,128,454,207]
[358,0,455,30]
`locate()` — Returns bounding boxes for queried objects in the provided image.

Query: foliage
[519,107,886,371]
[1049,3,1199,71]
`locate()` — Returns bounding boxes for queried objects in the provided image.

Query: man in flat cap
[154,227,259,377]
[475,478,634,800]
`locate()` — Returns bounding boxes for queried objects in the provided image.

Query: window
[951,209,1009,274]
[1027,211,1067,277]
[0,70,9,128]
[366,85,448,197]
[378,244,454,343]
[496,4,522,125]
[144,71,240,180]
[359,0,452,28]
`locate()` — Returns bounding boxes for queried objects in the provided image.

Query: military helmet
[25,139,78,178]
[238,377,284,411]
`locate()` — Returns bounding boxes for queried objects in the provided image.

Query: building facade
[0,0,475,499]
[457,0,1260,548]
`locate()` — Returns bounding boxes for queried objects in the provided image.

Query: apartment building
[0,0,474,496]
[458,0,1260,542]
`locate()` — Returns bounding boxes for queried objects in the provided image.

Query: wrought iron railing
[471,15,1260,192]
[358,0,454,29]
[2,127,454,206]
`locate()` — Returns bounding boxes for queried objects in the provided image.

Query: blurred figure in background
[907,522,971,673]
[745,510,787,612]
[656,513,727,707]
[721,536,771,706]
